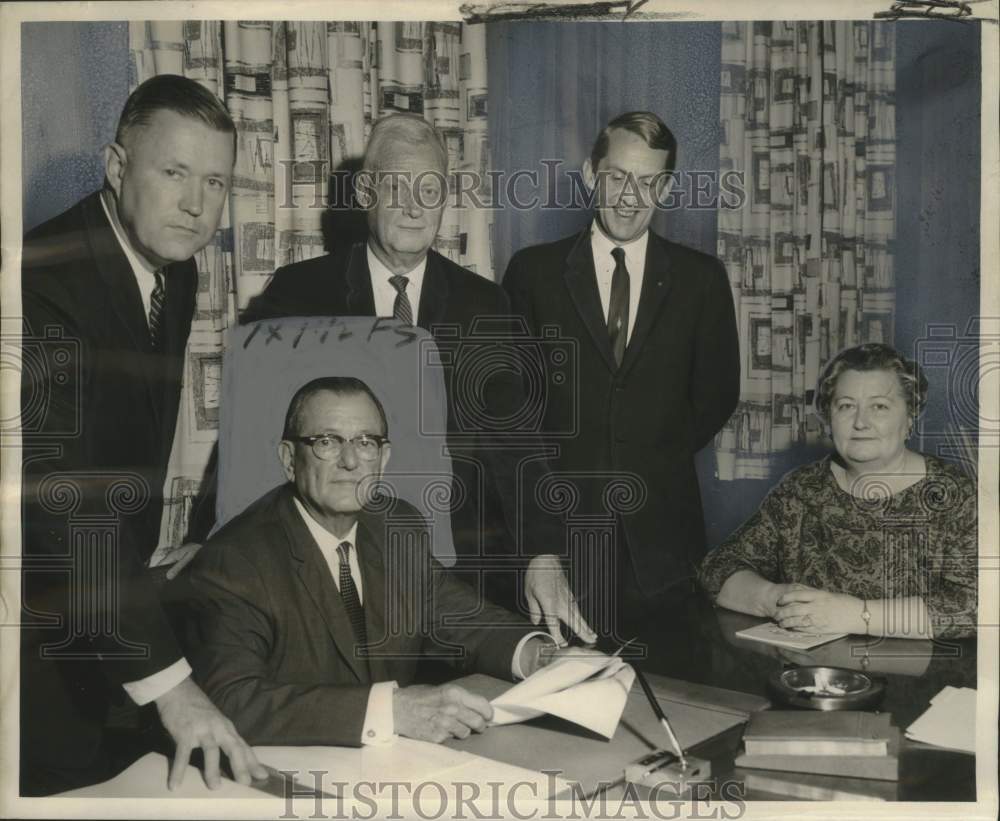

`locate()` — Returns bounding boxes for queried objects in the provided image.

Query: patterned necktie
[608,247,630,367]
[149,269,166,350]
[389,274,414,325]
[336,542,368,660]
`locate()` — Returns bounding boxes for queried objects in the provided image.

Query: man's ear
[582,158,596,191]
[355,170,376,209]
[103,142,127,198]
[278,440,295,482]
[378,443,391,475]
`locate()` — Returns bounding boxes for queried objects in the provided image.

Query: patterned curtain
[715,21,896,481]
[127,21,493,559]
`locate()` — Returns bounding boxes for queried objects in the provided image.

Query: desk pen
[632,664,688,770]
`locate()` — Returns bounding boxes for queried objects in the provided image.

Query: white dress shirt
[293,497,551,745]
[589,223,649,345]
[98,192,193,707]
[368,244,427,320]
[100,191,161,324]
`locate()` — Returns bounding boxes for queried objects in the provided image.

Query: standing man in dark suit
[503,111,740,637]
[182,377,568,747]
[242,113,596,646]
[20,75,265,795]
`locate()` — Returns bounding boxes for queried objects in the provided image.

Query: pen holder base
[624,751,711,794]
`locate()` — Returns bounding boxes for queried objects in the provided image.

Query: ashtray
[767,666,885,711]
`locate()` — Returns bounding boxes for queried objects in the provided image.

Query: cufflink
[367,729,376,738]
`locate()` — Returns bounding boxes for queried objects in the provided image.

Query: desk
[447,594,978,802]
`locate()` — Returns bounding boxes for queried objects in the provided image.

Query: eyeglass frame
[287,433,390,462]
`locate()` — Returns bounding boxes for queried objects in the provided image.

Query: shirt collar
[366,243,427,290]
[589,222,649,271]
[293,495,359,552]
[99,189,161,280]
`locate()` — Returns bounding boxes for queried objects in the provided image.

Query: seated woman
[699,343,976,640]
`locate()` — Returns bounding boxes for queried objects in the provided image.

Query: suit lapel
[344,243,377,315]
[278,488,368,683]
[82,194,163,424]
[564,231,616,372]
[416,252,450,330]
[620,232,674,376]
[355,513,390,682]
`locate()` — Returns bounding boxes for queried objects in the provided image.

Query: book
[743,710,893,755]
[734,621,847,650]
[740,768,898,800]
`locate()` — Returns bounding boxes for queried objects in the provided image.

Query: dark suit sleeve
[478,278,565,558]
[241,264,297,324]
[182,545,371,746]
[426,549,535,680]
[690,258,740,451]
[21,285,184,686]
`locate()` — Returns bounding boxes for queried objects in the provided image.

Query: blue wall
[21,21,129,231]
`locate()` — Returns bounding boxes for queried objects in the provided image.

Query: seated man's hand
[155,676,267,790]
[393,684,493,743]
[524,554,597,646]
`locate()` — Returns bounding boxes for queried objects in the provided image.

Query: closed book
[743,710,892,756]
[739,768,898,801]
[735,727,901,782]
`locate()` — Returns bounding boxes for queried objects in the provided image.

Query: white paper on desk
[904,685,976,754]
[490,652,636,738]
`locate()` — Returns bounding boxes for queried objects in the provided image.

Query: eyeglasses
[289,433,389,462]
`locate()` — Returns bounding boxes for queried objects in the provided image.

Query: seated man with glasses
[179,377,567,747]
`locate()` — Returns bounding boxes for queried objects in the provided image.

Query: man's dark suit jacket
[180,485,532,746]
[242,242,562,578]
[20,192,196,793]
[503,229,740,597]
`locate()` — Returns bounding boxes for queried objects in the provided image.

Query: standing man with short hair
[20,74,266,795]
[503,111,740,636]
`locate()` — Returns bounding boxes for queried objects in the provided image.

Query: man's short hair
[361,113,448,176]
[115,74,237,152]
[589,111,677,175]
[282,377,390,440]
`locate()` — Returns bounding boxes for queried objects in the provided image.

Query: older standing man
[242,113,596,646]
[20,74,266,795]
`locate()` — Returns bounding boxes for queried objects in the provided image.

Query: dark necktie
[149,269,166,350]
[336,542,368,660]
[608,247,630,367]
[389,274,414,325]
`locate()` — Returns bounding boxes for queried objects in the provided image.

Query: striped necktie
[149,269,166,350]
[608,247,630,367]
[389,275,414,325]
[336,542,368,663]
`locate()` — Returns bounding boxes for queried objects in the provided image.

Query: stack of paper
[490,651,636,739]
[904,686,976,754]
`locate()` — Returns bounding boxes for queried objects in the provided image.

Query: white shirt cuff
[122,658,192,706]
[511,631,556,680]
[361,681,398,745]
